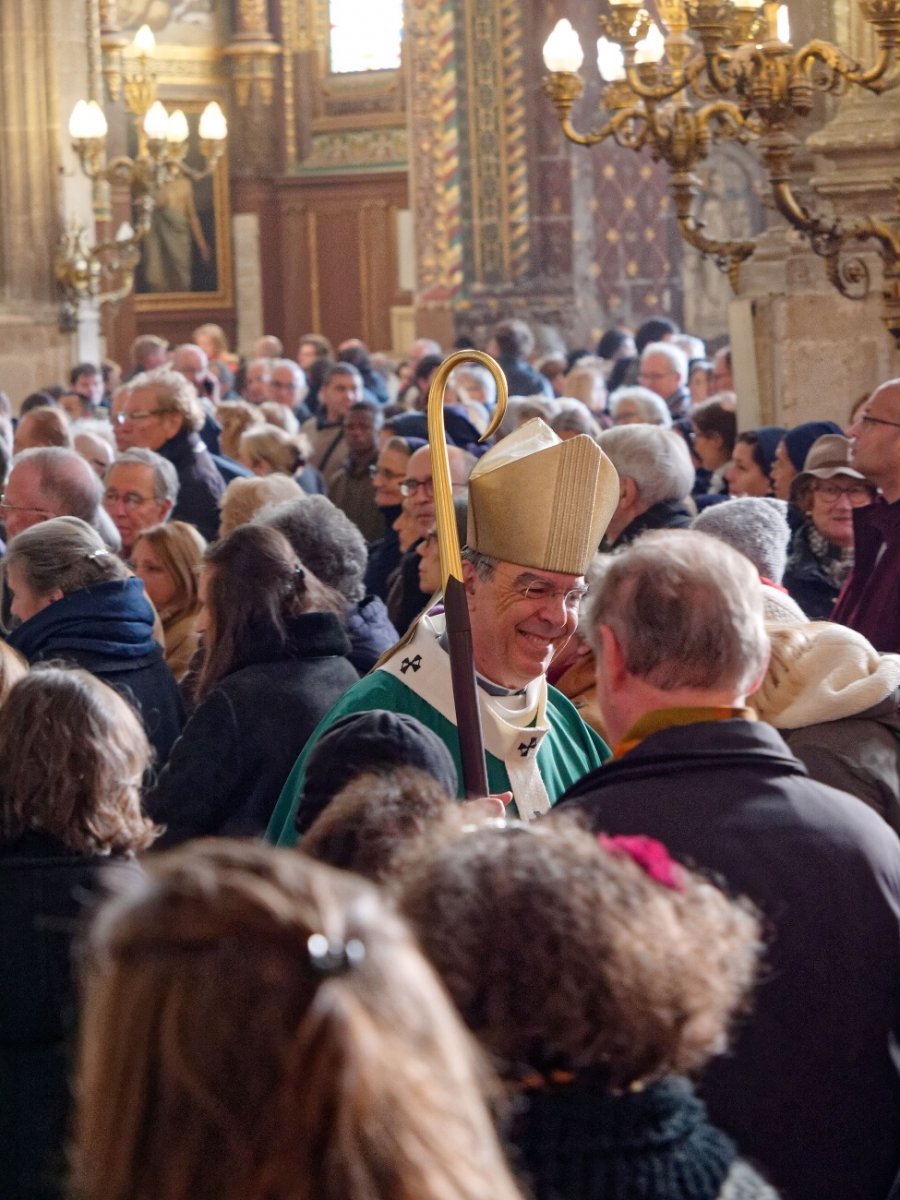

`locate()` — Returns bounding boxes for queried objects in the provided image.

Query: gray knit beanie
[692,497,791,583]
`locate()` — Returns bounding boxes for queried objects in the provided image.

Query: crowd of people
[1,313,899,1200]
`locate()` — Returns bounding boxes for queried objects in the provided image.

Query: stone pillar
[0,0,95,401]
[224,0,282,178]
[735,2,900,425]
[405,0,465,342]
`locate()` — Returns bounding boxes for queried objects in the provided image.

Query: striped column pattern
[499,0,530,281]
[437,0,464,297]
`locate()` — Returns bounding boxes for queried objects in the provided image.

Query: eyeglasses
[638,370,674,382]
[814,481,873,505]
[372,465,405,481]
[498,571,588,609]
[400,476,435,498]
[0,494,52,516]
[861,414,900,431]
[103,489,156,510]
[114,409,164,425]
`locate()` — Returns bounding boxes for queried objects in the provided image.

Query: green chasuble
[266,613,609,847]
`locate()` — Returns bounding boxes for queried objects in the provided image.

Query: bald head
[4,447,101,539]
[847,378,900,501]
[172,343,208,387]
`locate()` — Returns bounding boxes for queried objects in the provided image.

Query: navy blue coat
[8,577,184,766]
[345,594,397,674]
[145,610,358,845]
[558,718,900,1200]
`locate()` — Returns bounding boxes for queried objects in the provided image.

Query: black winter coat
[0,832,142,1200]
[145,611,357,845]
[558,718,900,1200]
[608,497,693,549]
[782,520,842,620]
[159,425,224,542]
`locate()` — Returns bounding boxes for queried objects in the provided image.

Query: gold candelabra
[56,24,227,325]
[542,0,900,344]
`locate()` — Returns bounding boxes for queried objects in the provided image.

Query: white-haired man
[598,424,694,547]
[558,529,900,1200]
[268,418,620,842]
[638,340,691,418]
[115,367,223,541]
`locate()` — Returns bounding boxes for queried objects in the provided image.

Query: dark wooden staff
[426,350,508,797]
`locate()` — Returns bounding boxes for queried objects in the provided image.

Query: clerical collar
[437,630,526,696]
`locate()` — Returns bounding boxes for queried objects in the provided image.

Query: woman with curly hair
[144,524,358,846]
[396,819,774,1200]
[0,667,157,1200]
[71,840,524,1200]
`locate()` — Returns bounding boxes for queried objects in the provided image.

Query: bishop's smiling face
[464,559,586,690]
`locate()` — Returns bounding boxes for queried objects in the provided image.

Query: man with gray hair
[598,424,694,548]
[558,529,900,1200]
[102,448,179,559]
[269,357,310,423]
[115,366,223,541]
[609,385,672,428]
[256,494,397,674]
[638,340,691,417]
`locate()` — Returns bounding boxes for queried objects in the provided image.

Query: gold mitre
[466,418,619,575]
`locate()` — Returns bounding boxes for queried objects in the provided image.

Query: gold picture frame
[135,100,233,312]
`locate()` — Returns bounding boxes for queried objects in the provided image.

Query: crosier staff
[426,350,508,797]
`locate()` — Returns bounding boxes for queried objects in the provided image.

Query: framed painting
[135,100,233,312]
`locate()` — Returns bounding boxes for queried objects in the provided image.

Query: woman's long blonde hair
[72,840,523,1200]
[132,521,207,626]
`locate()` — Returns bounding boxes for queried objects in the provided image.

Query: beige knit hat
[466,419,619,575]
[750,621,900,727]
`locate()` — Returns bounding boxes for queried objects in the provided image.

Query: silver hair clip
[87,548,110,560]
[306,932,365,975]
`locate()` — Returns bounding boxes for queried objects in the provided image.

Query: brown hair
[302,767,456,882]
[692,396,738,456]
[132,521,207,626]
[72,841,523,1200]
[0,667,157,854]
[197,524,344,699]
[397,819,762,1088]
[18,405,73,448]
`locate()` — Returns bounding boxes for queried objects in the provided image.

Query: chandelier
[542,1,900,344]
[56,24,227,324]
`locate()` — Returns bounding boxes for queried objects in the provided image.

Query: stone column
[735,1,900,425]
[0,0,96,400]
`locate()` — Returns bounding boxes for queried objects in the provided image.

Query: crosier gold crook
[426,350,509,796]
